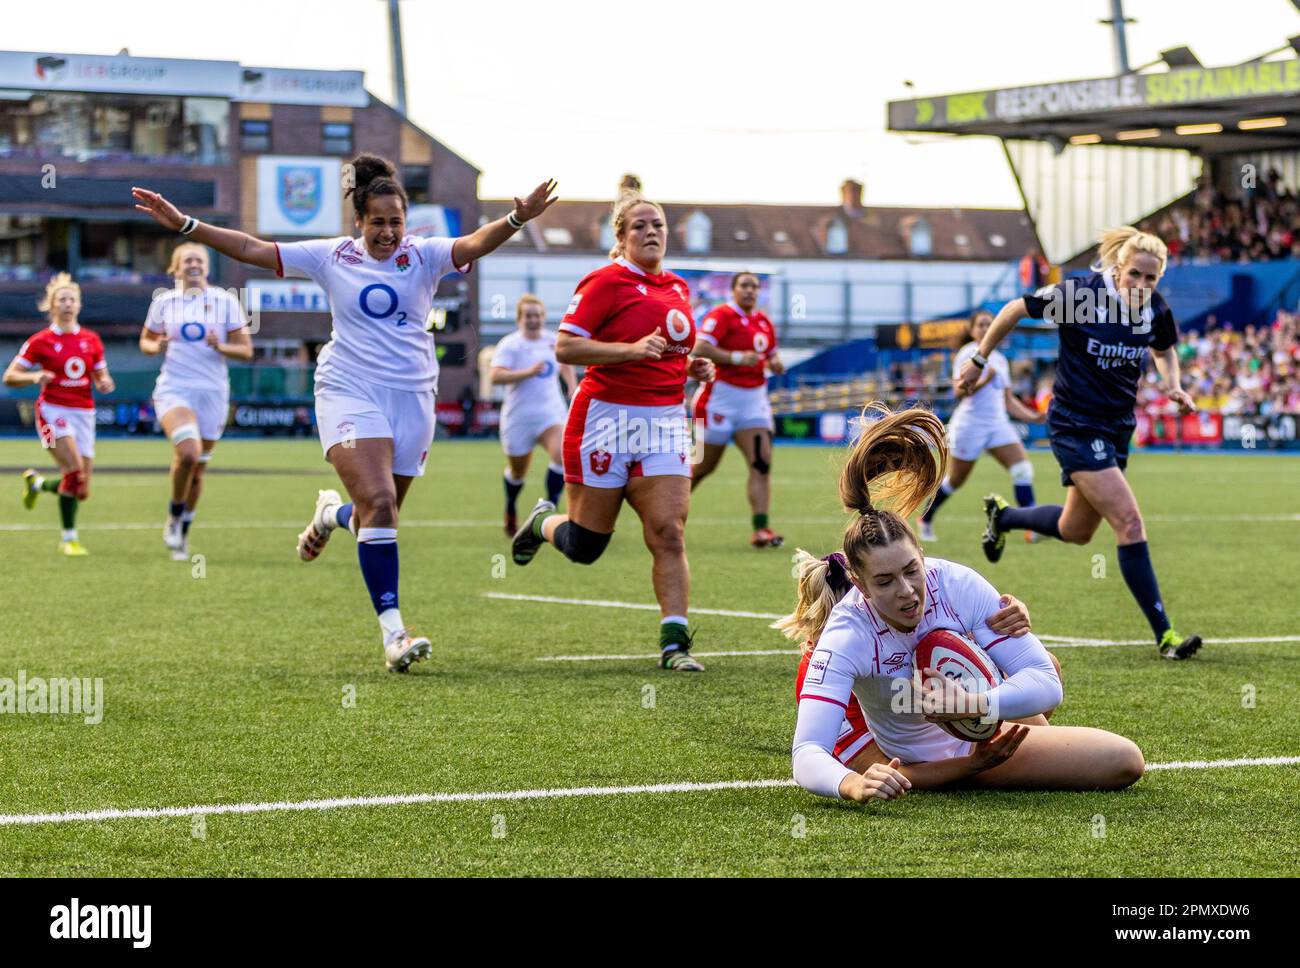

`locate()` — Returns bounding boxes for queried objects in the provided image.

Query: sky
[8,0,1300,207]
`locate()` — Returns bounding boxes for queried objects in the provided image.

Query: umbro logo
[672,284,684,299]
[636,284,648,296]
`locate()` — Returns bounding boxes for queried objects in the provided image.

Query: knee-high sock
[40,478,60,494]
[356,527,399,617]
[504,471,525,513]
[998,503,1063,539]
[545,463,565,506]
[1014,482,1036,506]
[921,479,954,523]
[58,493,78,536]
[1116,541,1171,642]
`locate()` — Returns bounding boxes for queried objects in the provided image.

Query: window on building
[825,218,849,255]
[909,217,933,256]
[240,119,271,153]
[685,210,711,253]
[322,122,353,155]
[402,165,431,203]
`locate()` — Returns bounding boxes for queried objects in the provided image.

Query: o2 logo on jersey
[63,357,85,380]
[359,284,409,327]
[536,361,555,379]
[180,322,206,342]
[752,331,770,354]
[664,309,692,342]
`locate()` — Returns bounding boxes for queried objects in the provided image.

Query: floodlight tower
[387,0,408,116]
[1100,0,1135,74]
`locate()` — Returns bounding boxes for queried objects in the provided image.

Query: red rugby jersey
[558,258,695,405]
[697,303,777,388]
[15,324,105,409]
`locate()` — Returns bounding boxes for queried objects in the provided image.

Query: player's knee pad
[555,521,611,565]
[1009,460,1034,485]
[170,422,201,446]
[749,433,771,475]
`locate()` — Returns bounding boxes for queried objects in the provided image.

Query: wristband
[730,351,745,365]
[970,351,987,369]
[506,211,525,230]
[179,215,198,236]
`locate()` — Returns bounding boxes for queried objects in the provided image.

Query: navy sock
[1013,483,1036,506]
[168,500,185,519]
[336,502,354,532]
[1116,541,1171,642]
[921,481,954,523]
[181,511,194,536]
[504,473,524,514]
[998,503,1063,539]
[545,466,565,506]
[356,529,399,614]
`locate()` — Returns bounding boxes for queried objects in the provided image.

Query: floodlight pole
[1105,0,1133,74]
[388,0,408,116]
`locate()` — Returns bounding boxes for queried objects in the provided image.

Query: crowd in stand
[1145,170,1300,263]
[1142,310,1300,417]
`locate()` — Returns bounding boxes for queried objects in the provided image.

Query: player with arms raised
[6,274,115,555]
[490,294,575,535]
[140,242,253,561]
[689,271,787,547]
[787,405,1145,803]
[918,308,1045,542]
[511,191,716,671]
[957,227,1201,660]
[132,157,556,671]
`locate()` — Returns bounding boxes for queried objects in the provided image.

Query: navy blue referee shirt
[1021,270,1178,419]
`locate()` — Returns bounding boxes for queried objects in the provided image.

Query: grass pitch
[0,435,1296,876]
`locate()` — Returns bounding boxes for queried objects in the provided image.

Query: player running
[918,308,1045,542]
[956,226,1202,661]
[511,191,717,671]
[688,271,787,548]
[133,156,557,672]
[140,242,253,561]
[786,405,1145,803]
[5,274,115,555]
[490,294,575,535]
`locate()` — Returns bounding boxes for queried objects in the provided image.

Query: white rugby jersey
[491,329,567,420]
[146,286,247,393]
[951,341,1010,424]
[276,235,464,393]
[792,557,1061,797]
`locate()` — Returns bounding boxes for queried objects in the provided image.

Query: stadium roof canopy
[887,58,1300,153]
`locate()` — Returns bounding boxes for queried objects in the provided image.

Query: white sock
[661,615,689,627]
[378,608,406,642]
[61,529,76,542]
[503,470,525,486]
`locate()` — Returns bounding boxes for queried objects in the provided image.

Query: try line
[1,756,1295,828]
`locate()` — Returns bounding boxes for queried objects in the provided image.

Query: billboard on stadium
[888,60,1300,130]
[0,50,239,97]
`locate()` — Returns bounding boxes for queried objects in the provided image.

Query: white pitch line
[1,756,1296,828]
[538,649,801,662]
[483,591,781,619]
[484,593,1300,652]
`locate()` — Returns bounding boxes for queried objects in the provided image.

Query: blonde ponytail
[773,549,853,652]
[1094,226,1168,277]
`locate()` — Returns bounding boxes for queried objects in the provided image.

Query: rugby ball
[914,629,1003,742]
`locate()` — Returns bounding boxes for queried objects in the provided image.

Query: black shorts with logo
[1047,400,1135,487]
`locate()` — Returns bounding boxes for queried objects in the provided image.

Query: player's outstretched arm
[452,179,558,268]
[132,187,279,271]
[956,299,1028,394]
